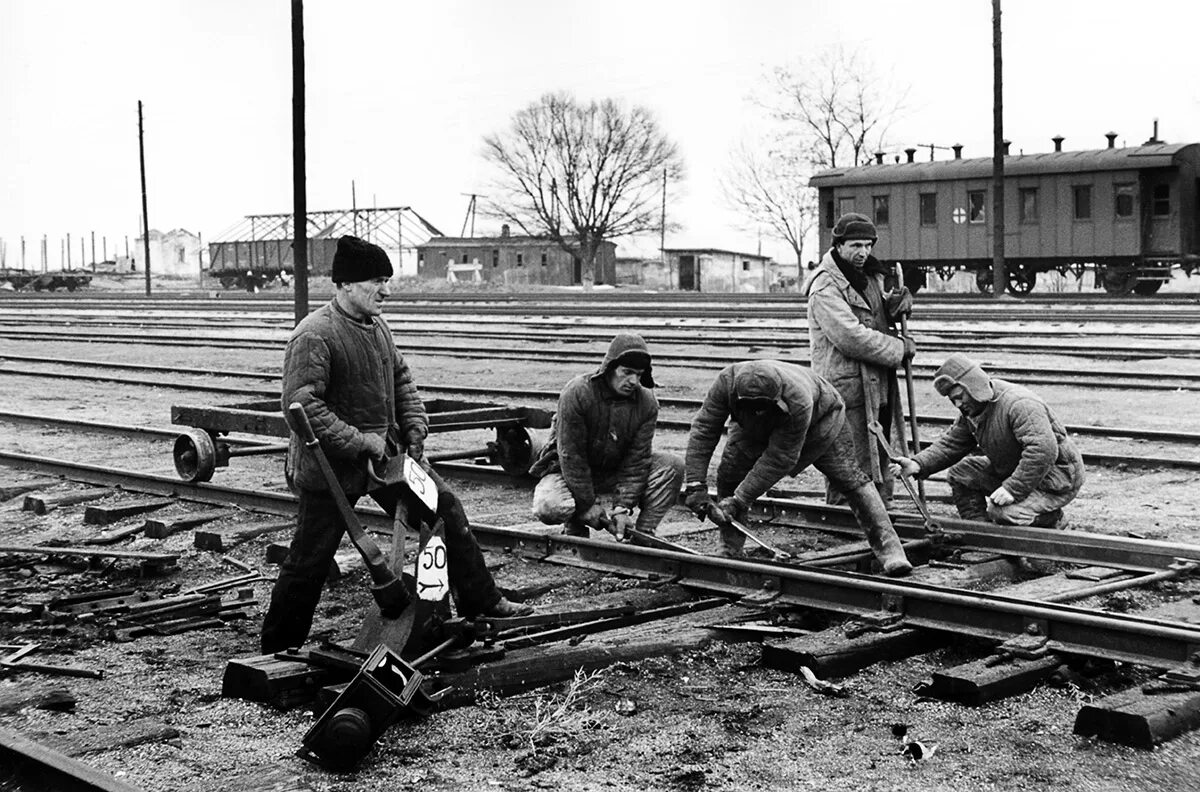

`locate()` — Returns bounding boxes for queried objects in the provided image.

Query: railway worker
[529,333,684,539]
[891,354,1085,528]
[682,359,912,576]
[261,235,531,654]
[806,212,916,506]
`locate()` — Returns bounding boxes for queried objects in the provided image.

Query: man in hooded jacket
[806,213,916,505]
[530,333,683,538]
[683,359,911,576]
[893,354,1085,527]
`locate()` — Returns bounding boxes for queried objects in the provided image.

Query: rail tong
[867,420,939,531]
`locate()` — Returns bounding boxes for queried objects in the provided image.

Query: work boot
[949,484,989,522]
[1031,508,1066,529]
[562,517,588,537]
[717,524,746,558]
[844,483,913,577]
[485,596,533,617]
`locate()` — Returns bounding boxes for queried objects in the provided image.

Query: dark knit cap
[331,235,393,284]
[832,212,878,243]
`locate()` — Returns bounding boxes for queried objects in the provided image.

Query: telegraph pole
[991,0,1007,297]
[291,0,309,322]
[139,100,152,295]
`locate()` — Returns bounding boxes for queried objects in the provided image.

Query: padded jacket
[912,379,1085,500]
[281,299,427,496]
[528,334,659,512]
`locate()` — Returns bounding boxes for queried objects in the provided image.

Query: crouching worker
[529,333,684,539]
[892,354,1084,528]
[261,235,531,655]
[683,359,912,576]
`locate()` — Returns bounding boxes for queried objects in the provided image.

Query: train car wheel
[974,267,993,293]
[1007,267,1036,295]
[1133,279,1164,295]
[1101,269,1136,295]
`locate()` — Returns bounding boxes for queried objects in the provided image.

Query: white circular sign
[952,207,967,224]
[415,535,449,601]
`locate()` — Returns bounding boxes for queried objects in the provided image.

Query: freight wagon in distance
[809,136,1200,295]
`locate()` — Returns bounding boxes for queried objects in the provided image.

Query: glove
[710,496,746,525]
[406,439,424,462]
[987,486,1015,507]
[885,286,913,319]
[579,503,608,529]
[361,432,387,462]
[683,487,715,520]
[891,456,921,478]
[609,509,636,540]
[901,335,917,362]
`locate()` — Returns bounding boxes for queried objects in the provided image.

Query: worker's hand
[608,508,636,540]
[361,432,387,462]
[683,486,715,520]
[579,503,608,529]
[987,486,1015,507]
[900,335,917,361]
[885,286,913,319]
[891,456,921,478]
[711,496,746,525]
[406,439,424,462]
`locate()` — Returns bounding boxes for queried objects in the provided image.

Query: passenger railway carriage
[809,138,1200,295]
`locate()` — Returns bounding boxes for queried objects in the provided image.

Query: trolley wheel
[173,428,218,482]
[491,425,536,476]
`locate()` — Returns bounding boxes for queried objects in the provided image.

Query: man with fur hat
[530,333,683,539]
[683,359,911,576]
[892,354,1085,527]
[261,235,530,654]
[806,212,916,505]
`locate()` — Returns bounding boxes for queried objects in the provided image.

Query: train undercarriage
[919,257,1198,296]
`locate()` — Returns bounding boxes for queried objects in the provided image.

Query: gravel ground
[2,286,1200,791]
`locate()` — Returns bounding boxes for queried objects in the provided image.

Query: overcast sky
[4,0,1200,267]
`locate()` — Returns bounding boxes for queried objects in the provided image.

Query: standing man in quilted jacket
[529,333,683,539]
[806,213,916,505]
[683,359,911,576]
[261,236,530,654]
[893,354,1085,528]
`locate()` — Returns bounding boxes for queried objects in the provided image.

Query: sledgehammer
[287,403,411,617]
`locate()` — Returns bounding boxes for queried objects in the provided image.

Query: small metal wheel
[173,428,218,482]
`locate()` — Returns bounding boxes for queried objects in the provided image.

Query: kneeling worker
[683,359,912,576]
[530,333,684,538]
[892,354,1084,527]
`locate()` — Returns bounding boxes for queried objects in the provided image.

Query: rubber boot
[1031,508,1065,530]
[949,484,989,522]
[845,483,913,577]
[563,516,588,537]
[717,524,746,558]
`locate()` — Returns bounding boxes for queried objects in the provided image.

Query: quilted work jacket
[912,379,1085,500]
[281,299,427,496]
[528,335,659,512]
[805,250,905,479]
[685,360,846,508]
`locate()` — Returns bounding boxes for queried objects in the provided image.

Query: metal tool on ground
[894,262,925,501]
[286,403,410,618]
[868,420,938,530]
[0,643,104,679]
[724,515,793,562]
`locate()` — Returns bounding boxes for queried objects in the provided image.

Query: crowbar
[867,421,938,530]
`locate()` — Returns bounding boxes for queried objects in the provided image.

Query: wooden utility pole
[991,0,1007,297]
[291,0,309,323]
[139,100,152,296]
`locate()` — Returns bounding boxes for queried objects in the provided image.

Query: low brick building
[417,226,617,286]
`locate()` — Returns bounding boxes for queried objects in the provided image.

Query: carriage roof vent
[874,151,884,165]
[904,148,916,163]
[1105,132,1118,148]
[952,144,963,159]
[1002,140,1011,155]
[1052,135,1064,152]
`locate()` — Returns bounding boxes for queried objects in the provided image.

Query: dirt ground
[2,287,1200,791]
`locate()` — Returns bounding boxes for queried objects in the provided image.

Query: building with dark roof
[416,226,616,286]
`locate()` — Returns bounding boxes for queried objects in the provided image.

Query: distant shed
[416,226,616,286]
[660,248,780,292]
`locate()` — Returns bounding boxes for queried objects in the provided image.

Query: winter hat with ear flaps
[933,353,992,401]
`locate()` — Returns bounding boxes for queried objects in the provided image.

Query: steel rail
[2,452,1200,670]
[0,725,147,792]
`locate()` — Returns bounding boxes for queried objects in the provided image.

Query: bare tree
[721,140,817,269]
[482,92,684,287]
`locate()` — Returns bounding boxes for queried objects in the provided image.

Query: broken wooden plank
[221,653,339,709]
[0,725,147,792]
[23,488,111,515]
[0,687,75,715]
[194,520,290,551]
[0,477,62,501]
[84,523,147,545]
[83,498,174,526]
[39,716,179,757]
[0,545,179,565]
[143,509,232,539]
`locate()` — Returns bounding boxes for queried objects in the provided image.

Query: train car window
[1153,184,1170,216]
[1019,188,1039,224]
[1115,184,1135,218]
[515,253,523,268]
[838,197,856,216]
[1073,186,1092,220]
[825,200,836,228]
[919,193,937,226]
[968,191,986,223]
[492,250,500,268]
[873,196,890,226]
[541,252,548,266]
